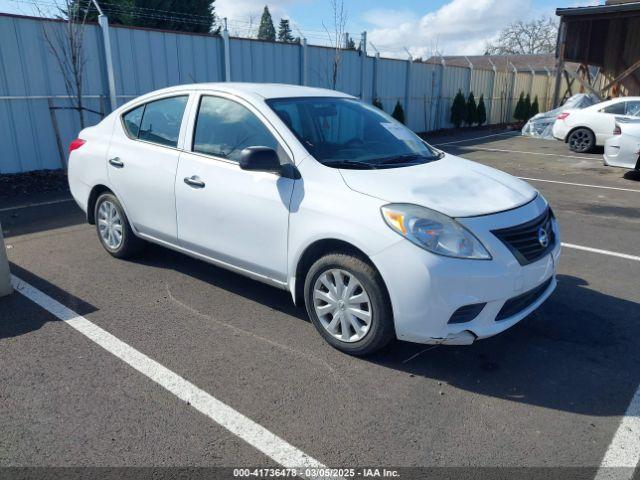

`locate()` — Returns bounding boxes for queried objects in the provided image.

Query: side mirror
[239,147,281,174]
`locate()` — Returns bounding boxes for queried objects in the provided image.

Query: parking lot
[1,131,639,478]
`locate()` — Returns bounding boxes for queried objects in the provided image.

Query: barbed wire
[9,0,364,48]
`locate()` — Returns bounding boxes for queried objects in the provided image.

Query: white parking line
[452,145,596,160]
[561,243,640,262]
[0,198,75,213]
[11,275,326,471]
[519,177,640,193]
[595,388,640,479]
[433,131,520,146]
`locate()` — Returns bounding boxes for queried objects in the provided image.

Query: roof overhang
[557,2,640,18]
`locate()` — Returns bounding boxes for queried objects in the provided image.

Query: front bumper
[371,195,560,345]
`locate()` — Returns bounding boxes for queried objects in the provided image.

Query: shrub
[530,95,540,118]
[477,95,487,126]
[450,89,466,128]
[372,98,384,110]
[524,93,532,121]
[392,100,405,124]
[514,92,526,122]
[465,92,478,126]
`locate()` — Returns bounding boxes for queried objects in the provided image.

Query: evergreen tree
[465,92,478,126]
[64,0,218,34]
[372,98,384,110]
[277,19,294,42]
[531,96,540,118]
[346,36,356,50]
[392,101,405,124]
[450,90,466,128]
[524,93,532,121]
[477,95,487,126]
[514,92,525,121]
[257,6,276,41]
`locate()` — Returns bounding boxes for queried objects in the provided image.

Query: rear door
[107,94,191,244]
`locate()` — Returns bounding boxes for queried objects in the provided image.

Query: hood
[339,154,537,218]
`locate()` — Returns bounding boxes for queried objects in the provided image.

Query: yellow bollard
[0,222,12,297]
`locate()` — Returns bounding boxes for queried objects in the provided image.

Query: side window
[122,105,144,138]
[601,102,626,115]
[192,96,279,162]
[138,96,188,147]
[625,101,640,117]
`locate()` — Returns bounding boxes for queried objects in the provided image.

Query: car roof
[134,82,354,101]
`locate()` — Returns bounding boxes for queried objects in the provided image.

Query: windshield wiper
[375,154,425,166]
[322,160,377,169]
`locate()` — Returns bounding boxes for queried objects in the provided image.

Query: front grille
[492,209,555,265]
[448,303,486,324]
[496,278,553,321]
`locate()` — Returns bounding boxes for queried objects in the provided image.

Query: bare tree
[323,0,348,90]
[485,16,558,56]
[40,0,91,129]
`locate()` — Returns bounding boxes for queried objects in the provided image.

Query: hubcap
[97,200,123,250]
[569,130,591,151]
[313,269,372,343]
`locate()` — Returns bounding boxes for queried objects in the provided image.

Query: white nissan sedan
[552,96,640,153]
[604,120,640,171]
[68,83,560,355]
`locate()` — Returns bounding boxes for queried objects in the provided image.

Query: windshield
[267,97,442,169]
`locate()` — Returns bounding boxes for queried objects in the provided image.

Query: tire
[94,193,144,258]
[304,253,394,356]
[567,128,595,153]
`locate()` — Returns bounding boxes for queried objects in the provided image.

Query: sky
[0,0,600,58]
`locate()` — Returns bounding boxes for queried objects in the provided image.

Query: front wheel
[304,253,394,356]
[567,128,595,153]
[95,193,144,258]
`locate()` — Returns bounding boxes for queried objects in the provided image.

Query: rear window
[122,105,144,138]
[139,96,188,147]
[601,102,625,115]
[122,95,188,148]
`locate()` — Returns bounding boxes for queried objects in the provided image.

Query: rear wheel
[304,253,394,356]
[95,193,143,258]
[568,128,595,153]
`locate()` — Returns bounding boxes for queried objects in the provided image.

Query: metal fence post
[465,56,473,94]
[544,67,552,110]
[360,31,367,100]
[222,19,231,82]
[487,58,497,124]
[92,0,117,112]
[404,49,412,125]
[436,55,446,129]
[509,62,518,121]
[300,37,308,86]
[0,224,12,297]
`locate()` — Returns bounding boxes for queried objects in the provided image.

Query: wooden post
[0,223,12,297]
[552,20,567,108]
[48,98,66,170]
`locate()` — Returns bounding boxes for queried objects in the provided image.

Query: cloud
[365,0,535,58]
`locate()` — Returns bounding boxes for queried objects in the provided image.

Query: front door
[175,94,295,283]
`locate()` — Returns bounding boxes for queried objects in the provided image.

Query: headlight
[381,203,491,260]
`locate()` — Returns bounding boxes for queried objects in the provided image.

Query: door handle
[184,175,205,188]
[109,157,124,168]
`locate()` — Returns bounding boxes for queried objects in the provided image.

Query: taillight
[68,138,86,154]
[613,124,621,135]
[556,112,570,120]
